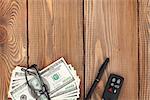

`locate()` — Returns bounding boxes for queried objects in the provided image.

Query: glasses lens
[26,68,42,91]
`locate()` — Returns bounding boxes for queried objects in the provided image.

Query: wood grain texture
[0,0,27,99]
[84,0,138,100]
[139,0,150,99]
[0,0,149,99]
[28,0,84,99]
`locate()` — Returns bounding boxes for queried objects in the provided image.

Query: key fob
[102,74,124,100]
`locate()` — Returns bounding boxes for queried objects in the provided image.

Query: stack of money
[8,58,80,100]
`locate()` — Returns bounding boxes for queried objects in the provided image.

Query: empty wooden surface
[0,0,149,100]
[139,0,150,99]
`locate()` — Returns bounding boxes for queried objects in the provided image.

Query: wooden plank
[84,0,138,99]
[0,0,27,99]
[28,0,84,99]
[139,0,150,99]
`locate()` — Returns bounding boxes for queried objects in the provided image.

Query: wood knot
[0,26,7,44]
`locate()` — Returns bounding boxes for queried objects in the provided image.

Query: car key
[102,74,124,100]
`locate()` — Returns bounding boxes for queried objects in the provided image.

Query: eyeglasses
[23,64,51,100]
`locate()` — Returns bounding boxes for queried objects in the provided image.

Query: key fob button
[117,79,121,84]
[114,85,120,88]
[110,83,114,86]
[112,78,116,82]
[114,89,117,94]
[108,87,113,93]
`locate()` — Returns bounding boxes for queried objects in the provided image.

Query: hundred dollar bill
[10,58,76,100]
[51,81,79,98]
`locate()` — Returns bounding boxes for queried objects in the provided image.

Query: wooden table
[0,0,149,100]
